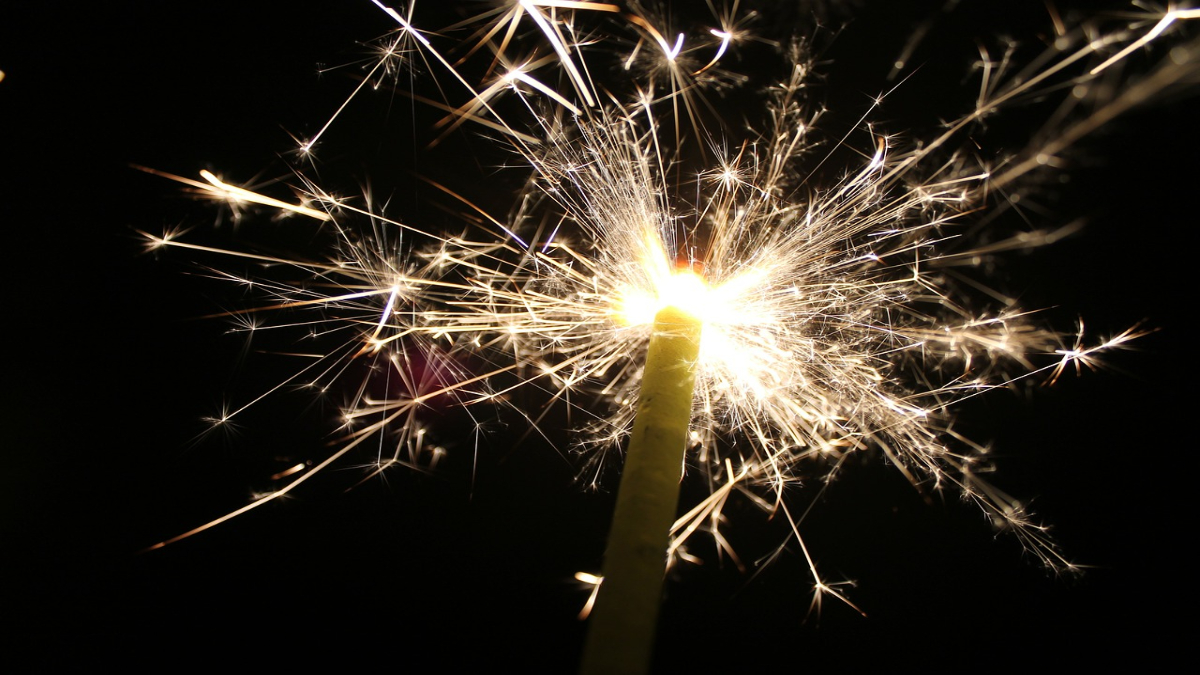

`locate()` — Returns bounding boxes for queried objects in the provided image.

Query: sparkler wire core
[580,303,703,675]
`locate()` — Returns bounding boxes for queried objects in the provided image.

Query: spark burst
[144,0,1196,637]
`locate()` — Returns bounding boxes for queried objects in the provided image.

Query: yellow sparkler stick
[580,303,703,675]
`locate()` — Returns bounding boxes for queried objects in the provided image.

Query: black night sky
[3,2,1194,671]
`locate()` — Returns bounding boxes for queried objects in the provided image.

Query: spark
[1090,6,1200,75]
[144,0,1197,615]
[574,571,603,620]
[133,165,332,221]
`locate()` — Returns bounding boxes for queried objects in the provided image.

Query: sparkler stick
[581,302,703,675]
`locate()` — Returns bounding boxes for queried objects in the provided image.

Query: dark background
[3,1,1193,670]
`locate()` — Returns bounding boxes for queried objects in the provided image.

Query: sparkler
[142,1,1197,671]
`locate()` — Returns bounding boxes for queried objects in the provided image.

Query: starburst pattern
[144,1,1197,610]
